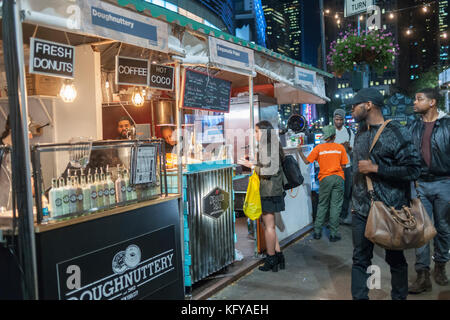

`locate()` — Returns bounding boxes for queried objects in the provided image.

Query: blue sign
[216,44,249,65]
[297,71,315,84]
[91,6,157,45]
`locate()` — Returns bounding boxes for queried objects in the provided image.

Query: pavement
[209,224,450,300]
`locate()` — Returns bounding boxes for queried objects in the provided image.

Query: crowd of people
[251,87,449,300]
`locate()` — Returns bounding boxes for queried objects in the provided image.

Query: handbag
[243,171,263,221]
[364,120,437,250]
[281,154,304,190]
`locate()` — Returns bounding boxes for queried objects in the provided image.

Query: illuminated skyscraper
[262,0,290,56]
[283,0,303,61]
[438,0,449,64]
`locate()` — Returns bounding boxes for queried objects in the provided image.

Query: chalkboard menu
[182,69,231,113]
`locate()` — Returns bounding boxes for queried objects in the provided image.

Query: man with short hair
[116,116,134,140]
[297,125,348,242]
[408,88,450,294]
[348,88,421,300]
[333,108,355,225]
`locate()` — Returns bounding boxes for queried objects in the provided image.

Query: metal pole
[249,75,255,161]
[319,0,327,72]
[13,0,39,299]
[174,62,185,294]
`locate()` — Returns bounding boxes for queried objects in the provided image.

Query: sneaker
[329,235,341,242]
[313,232,322,240]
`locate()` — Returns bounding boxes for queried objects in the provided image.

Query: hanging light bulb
[59,79,77,103]
[131,87,145,107]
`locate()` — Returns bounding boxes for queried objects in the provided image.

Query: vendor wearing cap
[297,125,348,242]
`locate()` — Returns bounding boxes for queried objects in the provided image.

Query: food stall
[0,0,185,300]
[1,0,332,300]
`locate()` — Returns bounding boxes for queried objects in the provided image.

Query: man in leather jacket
[348,88,421,300]
[408,88,450,294]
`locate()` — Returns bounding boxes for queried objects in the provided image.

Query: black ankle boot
[259,254,278,272]
[276,251,285,270]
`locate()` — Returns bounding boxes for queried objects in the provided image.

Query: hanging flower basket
[327,27,399,76]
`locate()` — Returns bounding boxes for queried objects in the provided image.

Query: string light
[335,13,339,19]
[422,6,428,12]
[131,87,145,107]
[59,80,77,103]
[389,13,394,19]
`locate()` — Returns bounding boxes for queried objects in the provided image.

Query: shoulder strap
[369,119,392,153]
[366,119,392,192]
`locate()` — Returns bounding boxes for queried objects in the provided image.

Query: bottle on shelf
[75,175,84,214]
[49,178,62,218]
[115,166,126,204]
[107,172,116,208]
[88,171,98,210]
[95,168,104,209]
[123,169,132,201]
[68,176,77,215]
[80,173,91,213]
[101,171,110,209]
[60,177,70,217]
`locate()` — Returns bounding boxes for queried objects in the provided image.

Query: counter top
[1,194,181,235]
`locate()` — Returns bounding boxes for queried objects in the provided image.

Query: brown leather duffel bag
[363,120,437,250]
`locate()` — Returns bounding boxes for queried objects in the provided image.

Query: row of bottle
[47,168,160,219]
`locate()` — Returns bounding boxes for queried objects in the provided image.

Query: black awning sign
[116,56,149,86]
[202,187,230,219]
[29,38,75,79]
[149,64,174,91]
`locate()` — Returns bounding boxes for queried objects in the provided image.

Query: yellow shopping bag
[243,171,262,220]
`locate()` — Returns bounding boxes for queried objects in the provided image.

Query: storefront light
[132,87,145,107]
[59,80,77,103]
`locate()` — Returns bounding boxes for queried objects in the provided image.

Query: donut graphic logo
[112,245,142,274]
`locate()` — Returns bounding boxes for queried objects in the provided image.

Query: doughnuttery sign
[29,38,75,79]
[56,225,178,300]
[202,187,230,219]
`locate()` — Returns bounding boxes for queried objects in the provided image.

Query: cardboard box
[26,72,62,96]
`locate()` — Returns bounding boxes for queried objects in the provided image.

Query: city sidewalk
[209,224,450,300]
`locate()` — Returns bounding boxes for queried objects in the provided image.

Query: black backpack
[281,154,304,190]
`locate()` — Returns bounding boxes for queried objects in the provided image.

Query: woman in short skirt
[254,120,286,272]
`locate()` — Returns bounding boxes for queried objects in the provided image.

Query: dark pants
[414,179,450,271]
[340,166,353,219]
[351,212,408,300]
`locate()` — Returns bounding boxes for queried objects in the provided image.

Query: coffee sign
[116,56,149,86]
[149,64,174,91]
[29,38,75,79]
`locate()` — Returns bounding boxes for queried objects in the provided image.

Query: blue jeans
[351,212,408,300]
[414,179,450,271]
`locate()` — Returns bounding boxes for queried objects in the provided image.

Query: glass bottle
[101,172,110,208]
[60,177,70,216]
[49,178,62,218]
[107,172,116,208]
[89,173,98,210]
[75,175,84,214]
[68,176,77,215]
[95,169,104,209]
[115,168,126,204]
[80,174,91,213]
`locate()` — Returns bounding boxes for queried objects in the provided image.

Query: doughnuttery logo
[112,244,142,274]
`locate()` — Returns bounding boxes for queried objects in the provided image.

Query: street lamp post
[319,0,327,72]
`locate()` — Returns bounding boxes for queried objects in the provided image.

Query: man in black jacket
[408,88,450,294]
[348,88,421,300]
